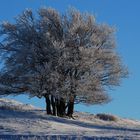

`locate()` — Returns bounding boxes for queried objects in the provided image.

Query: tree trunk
[56,98,60,116]
[51,95,56,116]
[67,96,74,117]
[56,97,66,117]
[45,95,52,115]
[59,98,66,117]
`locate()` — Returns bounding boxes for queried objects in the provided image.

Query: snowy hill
[0,98,140,140]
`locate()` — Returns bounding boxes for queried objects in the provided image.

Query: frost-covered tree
[0,8,128,117]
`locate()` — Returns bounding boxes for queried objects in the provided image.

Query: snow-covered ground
[0,98,140,140]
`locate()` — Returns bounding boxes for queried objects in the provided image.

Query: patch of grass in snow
[0,105,22,111]
[0,135,122,140]
[95,113,118,122]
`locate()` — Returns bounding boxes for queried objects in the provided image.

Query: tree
[0,8,128,117]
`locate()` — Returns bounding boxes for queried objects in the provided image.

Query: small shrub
[95,113,117,121]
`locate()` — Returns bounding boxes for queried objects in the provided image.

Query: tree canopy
[0,8,128,117]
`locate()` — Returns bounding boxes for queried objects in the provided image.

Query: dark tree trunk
[67,68,76,118]
[56,98,60,116]
[45,95,52,115]
[56,97,66,117]
[59,98,66,117]
[44,95,67,117]
[51,95,56,116]
[67,96,74,117]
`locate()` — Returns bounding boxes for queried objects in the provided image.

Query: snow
[0,98,40,111]
[0,98,140,139]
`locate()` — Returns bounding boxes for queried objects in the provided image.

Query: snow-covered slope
[0,98,40,111]
[0,98,140,140]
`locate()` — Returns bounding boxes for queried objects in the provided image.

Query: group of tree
[0,8,128,117]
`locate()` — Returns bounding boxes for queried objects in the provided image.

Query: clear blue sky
[0,0,140,120]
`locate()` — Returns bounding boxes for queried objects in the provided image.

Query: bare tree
[0,8,128,117]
